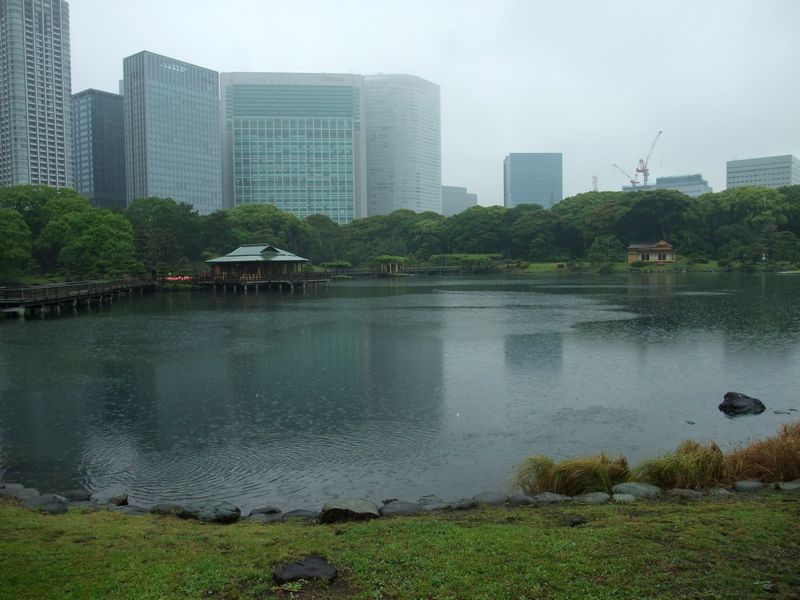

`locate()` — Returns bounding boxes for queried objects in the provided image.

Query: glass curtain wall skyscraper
[72,89,126,208]
[220,72,367,224]
[0,0,73,187]
[123,51,221,214]
[364,74,441,215]
[503,153,563,209]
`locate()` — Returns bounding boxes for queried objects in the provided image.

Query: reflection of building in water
[144,312,446,444]
[504,332,563,373]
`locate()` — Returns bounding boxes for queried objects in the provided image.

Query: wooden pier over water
[194,273,331,294]
[0,279,155,318]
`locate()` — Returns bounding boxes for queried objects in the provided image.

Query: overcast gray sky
[70,0,800,205]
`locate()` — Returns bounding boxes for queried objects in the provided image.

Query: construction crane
[635,130,663,187]
[613,163,639,188]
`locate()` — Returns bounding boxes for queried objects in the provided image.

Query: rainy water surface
[1,273,799,512]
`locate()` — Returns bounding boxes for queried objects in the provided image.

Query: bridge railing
[0,278,154,305]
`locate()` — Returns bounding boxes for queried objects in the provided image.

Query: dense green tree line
[1,184,799,283]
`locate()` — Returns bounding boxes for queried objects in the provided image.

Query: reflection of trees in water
[577,274,800,356]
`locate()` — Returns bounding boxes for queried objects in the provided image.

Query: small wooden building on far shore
[206,244,308,281]
[627,240,676,264]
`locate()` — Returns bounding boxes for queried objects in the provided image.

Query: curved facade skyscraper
[365,74,441,215]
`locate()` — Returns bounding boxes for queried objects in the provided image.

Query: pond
[1,273,798,512]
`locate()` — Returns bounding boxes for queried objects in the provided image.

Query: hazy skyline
[70,0,800,205]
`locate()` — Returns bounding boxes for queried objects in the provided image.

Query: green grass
[2,495,799,599]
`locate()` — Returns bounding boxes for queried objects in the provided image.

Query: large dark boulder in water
[719,392,766,416]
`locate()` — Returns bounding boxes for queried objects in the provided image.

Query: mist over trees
[1,184,800,283]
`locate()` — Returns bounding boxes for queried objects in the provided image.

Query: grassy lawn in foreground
[1,494,799,599]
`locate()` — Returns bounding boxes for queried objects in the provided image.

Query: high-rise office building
[0,0,73,187]
[442,185,478,216]
[220,72,366,224]
[123,51,221,214]
[503,153,563,209]
[72,89,126,208]
[622,173,712,197]
[726,155,800,189]
[365,74,441,215]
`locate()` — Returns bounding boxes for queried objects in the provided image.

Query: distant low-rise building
[627,241,676,264]
[441,185,478,216]
[622,174,712,197]
[726,155,800,189]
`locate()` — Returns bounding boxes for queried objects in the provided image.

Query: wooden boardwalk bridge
[0,279,155,318]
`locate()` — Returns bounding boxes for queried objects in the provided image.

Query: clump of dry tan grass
[726,421,800,483]
[633,440,730,489]
[515,421,800,495]
[515,452,630,496]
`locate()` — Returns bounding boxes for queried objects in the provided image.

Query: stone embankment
[2,478,799,523]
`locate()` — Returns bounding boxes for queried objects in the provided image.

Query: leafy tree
[126,197,202,274]
[0,208,33,283]
[227,204,312,252]
[587,235,625,264]
[57,210,140,279]
[0,185,89,238]
[445,205,509,254]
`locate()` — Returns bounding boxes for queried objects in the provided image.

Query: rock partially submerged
[719,392,766,416]
[196,501,240,524]
[0,483,40,502]
[573,492,610,505]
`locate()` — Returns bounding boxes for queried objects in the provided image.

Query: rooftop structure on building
[442,185,478,216]
[123,51,221,214]
[365,74,441,215]
[726,155,800,190]
[503,153,563,209]
[220,72,366,224]
[0,0,73,187]
[622,173,712,197]
[72,89,126,209]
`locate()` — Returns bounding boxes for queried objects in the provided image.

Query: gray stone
[777,479,800,492]
[23,494,68,515]
[249,506,281,517]
[734,480,766,493]
[273,556,337,584]
[417,495,450,512]
[281,509,319,522]
[196,501,241,524]
[110,505,148,516]
[612,482,663,498]
[379,500,424,517]
[774,411,790,415]
[319,499,380,524]
[612,494,636,504]
[708,488,732,497]
[532,492,571,504]
[667,488,704,499]
[0,483,41,502]
[472,491,509,506]
[63,489,91,502]
[150,503,199,519]
[108,493,128,506]
[508,494,537,506]
[248,512,283,524]
[573,492,610,505]
[719,392,766,416]
[449,497,479,511]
